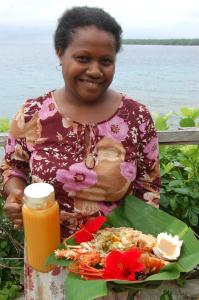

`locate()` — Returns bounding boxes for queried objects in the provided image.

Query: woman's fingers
[4,202,22,212]
[7,189,24,203]
[14,218,23,225]
[4,202,22,218]
[7,213,22,222]
[4,189,24,226]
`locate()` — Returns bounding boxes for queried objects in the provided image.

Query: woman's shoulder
[23,90,55,121]
[24,90,54,111]
[121,93,152,117]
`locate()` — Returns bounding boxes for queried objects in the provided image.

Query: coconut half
[153,232,183,261]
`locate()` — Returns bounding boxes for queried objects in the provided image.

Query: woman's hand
[4,188,24,229]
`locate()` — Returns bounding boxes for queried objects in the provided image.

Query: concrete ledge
[141,279,199,300]
[15,280,199,300]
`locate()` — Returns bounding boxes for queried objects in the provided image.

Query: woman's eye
[76,56,89,63]
[101,58,113,66]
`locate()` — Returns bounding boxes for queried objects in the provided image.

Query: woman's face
[58,26,117,104]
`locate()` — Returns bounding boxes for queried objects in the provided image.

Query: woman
[1,6,160,299]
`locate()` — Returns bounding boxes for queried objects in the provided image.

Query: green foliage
[154,107,199,232]
[151,112,172,131]
[152,107,199,131]
[0,282,22,300]
[160,289,173,300]
[0,198,24,299]
[176,107,199,127]
[160,145,199,229]
[175,277,186,287]
[0,118,10,133]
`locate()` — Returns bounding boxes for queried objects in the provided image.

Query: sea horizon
[0,42,198,120]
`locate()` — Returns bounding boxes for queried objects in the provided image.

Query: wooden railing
[0,133,8,148]
[0,128,199,149]
[157,128,199,145]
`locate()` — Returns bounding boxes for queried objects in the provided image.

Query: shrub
[153,107,199,233]
[0,118,10,133]
[0,199,24,299]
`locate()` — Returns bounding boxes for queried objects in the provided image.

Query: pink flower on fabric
[99,202,118,215]
[98,116,129,142]
[139,122,146,133]
[56,162,97,192]
[38,98,57,120]
[139,123,147,138]
[143,137,158,160]
[6,134,16,154]
[51,266,61,276]
[120,161,136,181]
[27,143,35,152]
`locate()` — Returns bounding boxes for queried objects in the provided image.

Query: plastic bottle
[22,182,60,272]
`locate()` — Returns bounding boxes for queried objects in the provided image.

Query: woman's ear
[56,48,62,60]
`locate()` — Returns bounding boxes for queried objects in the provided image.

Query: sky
[0,0,199,39]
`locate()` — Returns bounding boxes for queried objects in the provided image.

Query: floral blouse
[0,91,160,238]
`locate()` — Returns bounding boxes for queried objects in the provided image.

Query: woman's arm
[0,105,30,227]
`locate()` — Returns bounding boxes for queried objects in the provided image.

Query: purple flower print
[98,116,129,142]
[99,202,118,215]
[143,137,158,160]
[6,134,16,154]
[38,98,57,120]
[120,161,136,181]
[139,122,146,133]
[139,122,147,139]
[26,143,35,152]
[56,162,97,192]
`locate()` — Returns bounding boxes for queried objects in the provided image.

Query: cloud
[0,0,199,38]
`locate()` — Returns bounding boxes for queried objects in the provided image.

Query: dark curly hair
[54,6,122,55]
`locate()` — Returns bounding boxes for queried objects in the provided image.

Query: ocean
[0,42,199,119]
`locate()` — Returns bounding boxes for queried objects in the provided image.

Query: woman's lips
[78,78,103,89]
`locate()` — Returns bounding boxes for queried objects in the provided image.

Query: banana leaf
[47,195,199,300]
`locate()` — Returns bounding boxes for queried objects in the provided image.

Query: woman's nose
[86,62,102,78]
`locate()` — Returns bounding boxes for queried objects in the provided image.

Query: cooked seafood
[93,227,157,254]
[139,252,167,274]
[55,227,181,280]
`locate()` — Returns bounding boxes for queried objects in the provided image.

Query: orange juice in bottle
[22,183,60,272]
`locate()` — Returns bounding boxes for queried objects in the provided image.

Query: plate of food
[47,196,199,300]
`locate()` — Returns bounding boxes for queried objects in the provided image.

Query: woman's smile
[78,78,103,90]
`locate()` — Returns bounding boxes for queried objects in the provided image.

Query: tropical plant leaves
[47,196,199,300]
[65,273,107,300]
[108,196,199,273]
[179,118,195,127]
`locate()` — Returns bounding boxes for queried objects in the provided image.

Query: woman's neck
[52,87,122,124]
[61,87,111,107]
